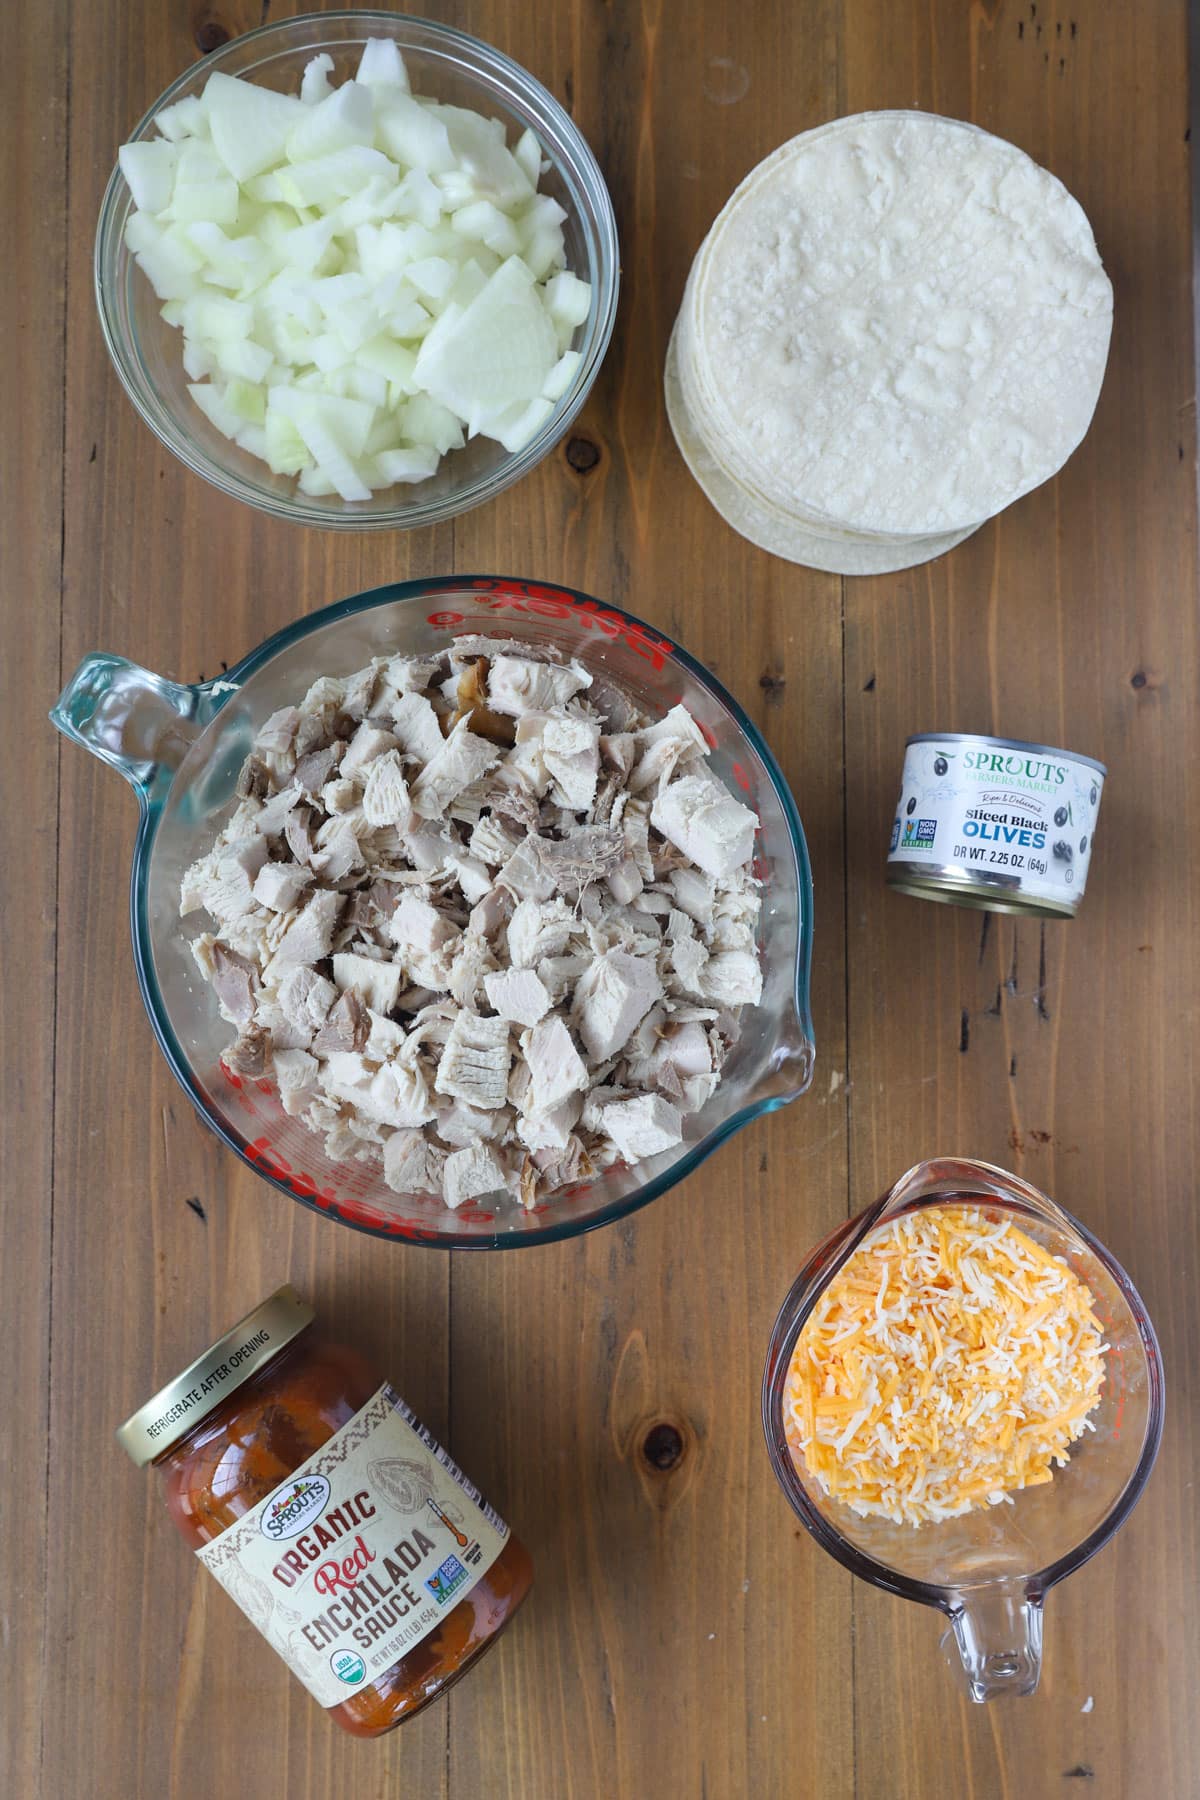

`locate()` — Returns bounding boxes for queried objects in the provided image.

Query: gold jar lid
[116,1285,315,1467]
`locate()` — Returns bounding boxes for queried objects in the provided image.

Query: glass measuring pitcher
[51,576,814,1249]
[762,1158,1163,1700]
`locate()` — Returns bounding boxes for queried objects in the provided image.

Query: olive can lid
[116,1285,315,1467]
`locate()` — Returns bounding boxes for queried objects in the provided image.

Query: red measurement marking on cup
[424,580,675,670]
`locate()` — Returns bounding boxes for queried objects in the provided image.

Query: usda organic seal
[887,734,1106,918]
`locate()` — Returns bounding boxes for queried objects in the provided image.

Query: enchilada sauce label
[197,1383,508,1706]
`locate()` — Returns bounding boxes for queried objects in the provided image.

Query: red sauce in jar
[118,1287,532,1737]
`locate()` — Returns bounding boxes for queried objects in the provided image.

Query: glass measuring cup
[51,576,814,1248]
[761,1158,1163,1700]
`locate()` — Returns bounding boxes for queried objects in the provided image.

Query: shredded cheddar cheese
[784,1205,1106,1526]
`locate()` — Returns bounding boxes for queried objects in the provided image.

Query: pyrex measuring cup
[762,1158,1163,1700]
[51,576,814,1248]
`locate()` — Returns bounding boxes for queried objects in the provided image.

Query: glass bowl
[51,577,815,1248]
[763,1159,1164,1700]
[94,12,619,529]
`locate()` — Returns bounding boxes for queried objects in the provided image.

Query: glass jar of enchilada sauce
[117,1287,532,1737]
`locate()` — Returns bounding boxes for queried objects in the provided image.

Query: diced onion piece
[300,54,335,107]
[543,270,591,331]
[264,406,311,474]
[154,95,209,143]
[374,93,456,174]
[542,349,581,401]
[287,81,375,163]
[514,127,543,189]
[374,445,440,483]
[491,394,555,453]
[119,140,179,212]
[357,38,410,91]
[413,255,557,420]
[450,200,520,258]
[276,146,396,209]
[204,71,307,182]
[402,393,465,454]
[188,380,242,438]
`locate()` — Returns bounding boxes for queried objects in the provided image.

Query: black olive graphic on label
[1080,835,1088,853]
[1053,840,1073,864]
[1090,784,1098,806]
[1054,806,1069,827]
[933,756,948,776]
[906,797,917,815]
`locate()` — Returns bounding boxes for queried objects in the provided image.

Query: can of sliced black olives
[887,734,1106,918]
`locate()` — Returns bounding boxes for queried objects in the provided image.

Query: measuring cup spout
[50,654,217,799]
[945,1582,1044,1702]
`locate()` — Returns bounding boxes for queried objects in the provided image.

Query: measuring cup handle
[50,653,214,798]
[945,1585,1044,1702]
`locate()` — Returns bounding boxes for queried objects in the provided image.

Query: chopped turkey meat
[573,950,663,1063]
[182,638,767,1212]
[603,1094,684,1162]
[435,1011,511,1110]
[443,1143,512,1209]
[484,966,552,1027]
[650,774,758,880]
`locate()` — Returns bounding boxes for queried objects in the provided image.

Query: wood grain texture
[0,0,67,1785]
[3,1,1196,1796]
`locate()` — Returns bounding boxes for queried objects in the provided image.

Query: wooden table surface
[6,1,1198,1794]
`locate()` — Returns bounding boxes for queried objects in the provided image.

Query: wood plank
[0,4,68,1795]
[840,3,1200,1796]
[445,4,854,1796]
[46,4,448,1795]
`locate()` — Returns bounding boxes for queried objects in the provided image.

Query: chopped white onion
[121,39,592,498]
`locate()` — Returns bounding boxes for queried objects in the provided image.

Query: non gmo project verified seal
[901,818,937,849]
[426,1554,471,1605]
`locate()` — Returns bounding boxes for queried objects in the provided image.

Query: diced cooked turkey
[390,894,461,989]
[293,742,345,797]
[482,965,550,1027]
[573,950,663,1063]
[253,862,312,913]
[534,826,624,895]
[224,1022,270,1078]
[523,1016,588,1113]
[603,1093,684,1163]
[703,949,764,1008]
[312,988,370,1055]
[411,718,501,820]
[277,965,337,1035]
[283,805,319,866]
[443,1143,511,1209]
[507,896,575,968]
[391,689,448,765]
[650,774,758,880]
[358,750,413,830]
[183,646,766,1211]
[485,654,591,717]
[383,1129,447,1197]
[541,713,601,811]
[496,832,556,902]
[435,1010,511,1110]
[332,951,404,1016]
[206,940,260,1026]
[265,888,343,975]
[273,1047,321,1116]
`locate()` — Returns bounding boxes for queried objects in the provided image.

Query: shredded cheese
[784,1205,1106,1526]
